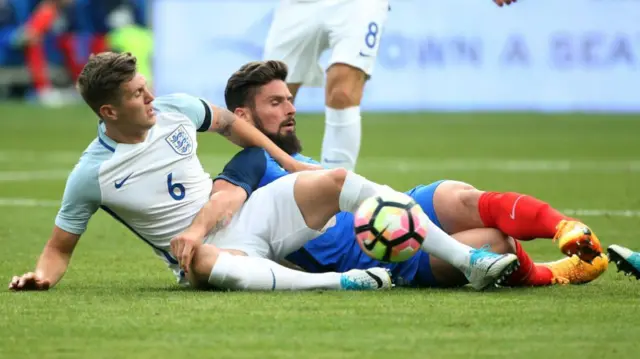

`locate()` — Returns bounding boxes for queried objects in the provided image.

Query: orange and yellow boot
[540,254,608,285]
[554,220,603,263]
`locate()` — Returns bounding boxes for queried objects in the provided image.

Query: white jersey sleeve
[152,93,212,132]
[54,141,113,235]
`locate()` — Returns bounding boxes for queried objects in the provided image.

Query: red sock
[24,2,59,93]
[504,240,555,286]
[478,192,574,241]
[25,44,50,91]
[57,33,82,81]
[90,34,108,54]
[27,3,58,35]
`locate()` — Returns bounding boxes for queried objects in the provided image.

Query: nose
[286,99,296,115]
[144,89,155,103]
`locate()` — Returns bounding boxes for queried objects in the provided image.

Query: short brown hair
[224,60,288,111]
[77,52,137,115]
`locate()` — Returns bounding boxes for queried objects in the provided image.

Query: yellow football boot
[554,220,603,263]
[541,254,608,285]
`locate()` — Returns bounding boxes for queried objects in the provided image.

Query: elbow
[209,188,247,209]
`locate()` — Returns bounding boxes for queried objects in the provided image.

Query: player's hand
[285,160,323,173]
[9,272,50,291]
[170,232,203,274]
[494,0,517,6]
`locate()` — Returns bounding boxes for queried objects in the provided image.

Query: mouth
[281,119,296,130]
[147,108,154,117]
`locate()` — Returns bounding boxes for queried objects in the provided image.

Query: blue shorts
[404,180,446,286]
[285,180,447,287]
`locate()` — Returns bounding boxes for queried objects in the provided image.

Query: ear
[99,104,118,122]
[234,107,252,123]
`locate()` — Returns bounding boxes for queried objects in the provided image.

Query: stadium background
[1,1,639,358]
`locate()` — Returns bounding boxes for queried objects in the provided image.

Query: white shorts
[263,0,390,87]
[204,173,322,261]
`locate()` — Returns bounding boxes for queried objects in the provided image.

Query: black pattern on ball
[356,196,425,262]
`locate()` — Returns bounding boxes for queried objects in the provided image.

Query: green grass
[1,105,639,358]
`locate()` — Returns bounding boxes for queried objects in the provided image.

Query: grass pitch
[1,105,639,358]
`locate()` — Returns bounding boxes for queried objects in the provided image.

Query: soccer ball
[354,192,429,263]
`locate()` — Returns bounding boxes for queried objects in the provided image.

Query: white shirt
[55,94,215,273]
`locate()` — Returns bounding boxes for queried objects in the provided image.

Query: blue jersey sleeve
[152,93,212,132]
[258,155,290,188]
[214,147,267,197]
[257,153,321,188]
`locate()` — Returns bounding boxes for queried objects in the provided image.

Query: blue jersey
[218,148,443,287]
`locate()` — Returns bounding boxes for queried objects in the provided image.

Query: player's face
[114,73,156,130]
[253,80,296,134]
[251,80,302,154]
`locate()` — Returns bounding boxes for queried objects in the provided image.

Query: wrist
[277,155,297,171]
[184,226,207,240]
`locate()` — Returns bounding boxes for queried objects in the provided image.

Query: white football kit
[55,94,319,284]
[263,0,390,86]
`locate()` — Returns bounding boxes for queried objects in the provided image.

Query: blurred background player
[3,0,78,106]
[262,0,390,171]
[0,0,148,106]
[262,0,519,171]
[103,1,152,89]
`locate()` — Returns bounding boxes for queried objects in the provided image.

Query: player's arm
[9,227,79,291]
[207,103,319,172]
[153,93,318,172]
[174,180,247,244]
[9,163,100,291]
[171,147,267,272]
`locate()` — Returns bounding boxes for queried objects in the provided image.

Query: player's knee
[187,244,220,288]
[326,85,359,109]
[434,180,477,210]
[451,182,482,209]
[325,168,349,191]
[485,230,515,254]
[325,65,365,108]
[313,168,349,199]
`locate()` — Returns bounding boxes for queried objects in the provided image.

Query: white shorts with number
[263,0,390,87]
[204,173,322,261]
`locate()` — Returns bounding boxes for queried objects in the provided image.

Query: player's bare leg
[429,228,515,287]
[427,225,606,287]
[320,64,366,170]
[187,243,391,291]
[287,83,302,102]
[430,180,603,263]
[293,169,519,290]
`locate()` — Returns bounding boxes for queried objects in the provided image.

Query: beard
[253,112,302,155]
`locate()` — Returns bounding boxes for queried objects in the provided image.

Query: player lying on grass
[8,52,517,292]
[6,51,386,292]
[218,59,608,288]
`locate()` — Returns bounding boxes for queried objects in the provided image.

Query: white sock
[338,171,388,213]
[208,252,343,291]
[421,220,474,272]
[321,106,361,171]
[338,172,475,273]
